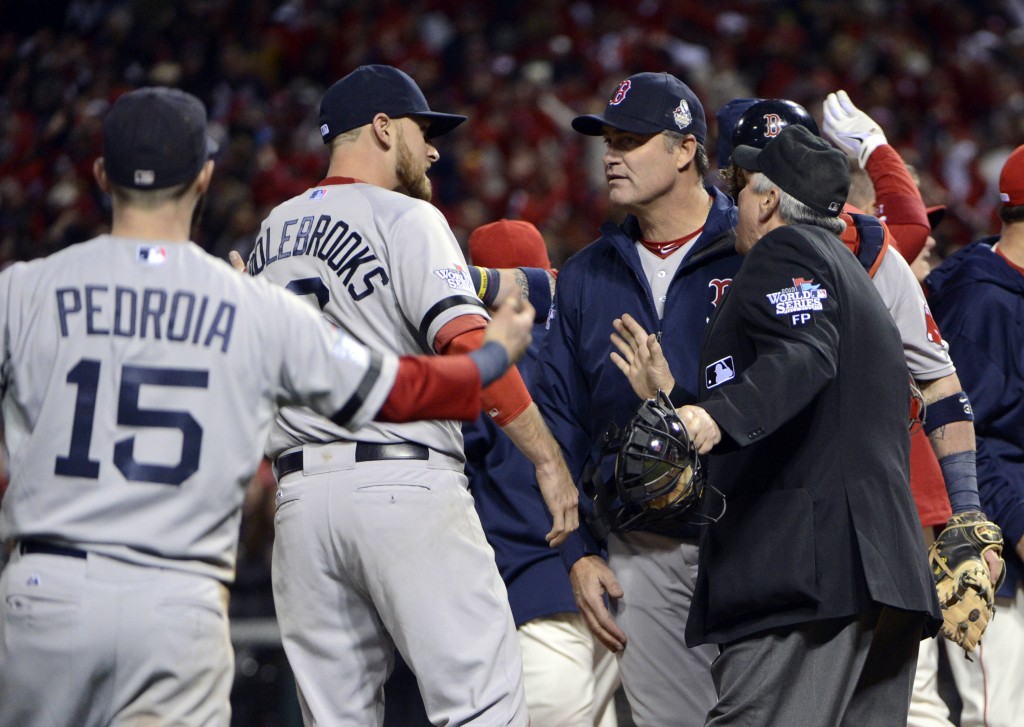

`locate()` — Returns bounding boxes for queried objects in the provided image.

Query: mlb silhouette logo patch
[309,189,328,200]
[137,245,167,265]
[706,356,735,389]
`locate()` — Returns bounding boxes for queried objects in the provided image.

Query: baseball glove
[928,511,1005,655]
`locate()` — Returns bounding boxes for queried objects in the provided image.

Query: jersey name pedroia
[250,181,488,461]
[0,236,398,582]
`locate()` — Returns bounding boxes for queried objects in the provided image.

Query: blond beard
[396,126,433,202]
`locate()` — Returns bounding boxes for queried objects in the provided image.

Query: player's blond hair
[329,127,363,150]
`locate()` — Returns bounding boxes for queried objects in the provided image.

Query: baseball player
[534,72,740,727]
[247,65,577,726]
[465,220,620,727]
[0,87,533,727]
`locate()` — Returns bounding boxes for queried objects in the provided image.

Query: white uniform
[0,235,397,727]
[251,180,527,726]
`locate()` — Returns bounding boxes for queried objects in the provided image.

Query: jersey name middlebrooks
[248,213,390,302]
[56,285,236,353]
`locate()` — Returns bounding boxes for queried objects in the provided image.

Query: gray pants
[608,531,717,727]
[272,443,527,727]
[0,546,232,727]
[707,606,925,727]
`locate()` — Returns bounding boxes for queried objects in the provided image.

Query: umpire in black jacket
[678,125,942,726]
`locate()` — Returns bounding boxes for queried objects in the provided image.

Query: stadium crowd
[2,2,1024,726]
[2,0,1024,270]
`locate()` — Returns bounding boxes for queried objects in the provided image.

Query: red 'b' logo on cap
[610,80,632,106]
[764,113,783,137]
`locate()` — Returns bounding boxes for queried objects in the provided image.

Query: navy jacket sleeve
[933,289,1024,551]
[535,268,605,569]
[700,227,839,446]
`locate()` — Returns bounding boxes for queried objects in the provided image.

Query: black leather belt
[20,539,88,559]
[276,442,430,479]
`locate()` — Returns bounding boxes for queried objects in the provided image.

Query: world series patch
[766,277,827,327]
[433,265,473,291]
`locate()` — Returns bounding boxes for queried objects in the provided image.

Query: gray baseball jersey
[871,245,955,381]
[0,234,398,582]
[249,180,489,460]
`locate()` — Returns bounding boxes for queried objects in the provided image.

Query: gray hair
[751,173,847,235]
[662,130,710,179]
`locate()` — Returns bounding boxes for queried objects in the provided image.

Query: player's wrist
[938,450,982,514]
[857,135,887,168]
[470,266,502,308]
[468,340,509,387]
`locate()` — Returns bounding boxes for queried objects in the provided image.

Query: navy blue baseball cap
[572,72,707,145]
[715,98,761,169]
[319,65,467,143]
[103,87,218,190]
[732,124,849,217]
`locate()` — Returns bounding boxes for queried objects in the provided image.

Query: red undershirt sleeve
[435,315,533,426]
[377,355,482,422]
[867,144,930,263]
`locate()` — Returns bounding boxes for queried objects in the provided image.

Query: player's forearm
[926,419,976,459]
[920,374,976,458]
[919,374,981,513]
[499,402,566,472]
[470,266,556,322]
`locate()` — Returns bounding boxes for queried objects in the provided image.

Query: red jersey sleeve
[866,144,930,263]
[377,355,482,422]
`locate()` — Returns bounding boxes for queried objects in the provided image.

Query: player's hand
[822,90,888,168]
[534,456,579,547]
[984,547,1004,588]
[676,404,721,455]
[228,250,248,274]
[569,557,622,655]
[484,291,535,364]
[610,313,676,399]
[570,555,626,653]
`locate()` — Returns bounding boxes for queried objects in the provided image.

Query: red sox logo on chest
[708,278,732,307]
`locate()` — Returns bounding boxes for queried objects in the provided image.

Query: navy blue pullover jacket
[535,186,742,570]
[927,239,1024,598]
[464,321,580,626]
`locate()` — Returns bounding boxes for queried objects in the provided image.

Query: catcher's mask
[584,391,722,537]
[615,391,701,513]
